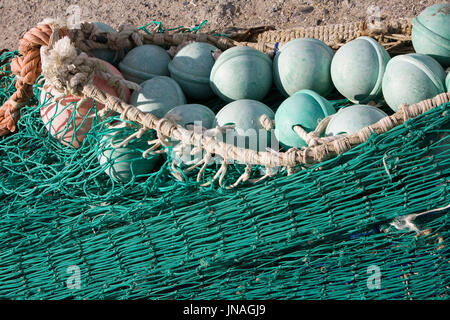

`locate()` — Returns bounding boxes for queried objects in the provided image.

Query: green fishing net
[0,48,448,300]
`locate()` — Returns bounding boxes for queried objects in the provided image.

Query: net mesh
[0,48,449,299]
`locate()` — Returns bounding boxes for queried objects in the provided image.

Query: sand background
[0,0,443,50]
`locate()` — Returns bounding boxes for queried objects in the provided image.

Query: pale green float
[168,42,218,100]
[98,125,160,183]
[411,3,450,67]
[119,45,171,84]
[382,53,446,112]
[165,104,216,165]
[274,89,336,148]
[215,99,275,151]
[330,36,390,103]
[210,46,273,102]
[274,38,334,97]
[130,76,186,118]
[325,104,388,136]
[165,104,216,129]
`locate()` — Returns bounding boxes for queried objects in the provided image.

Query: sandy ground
[0,0,444,51]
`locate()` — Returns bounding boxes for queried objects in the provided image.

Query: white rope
[391,204,450,233]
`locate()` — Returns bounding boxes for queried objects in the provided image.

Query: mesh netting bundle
[0,20,449,299]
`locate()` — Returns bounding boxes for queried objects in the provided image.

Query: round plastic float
[325,104,388,136]
[90,22,117,64]
[168,42,218,100]
[165,104,216,129]
[215,99,275,151]
[382,53,446,112]
[119,44,171,84]
[130,76,186,118]
[411,3,450,67]
[165,104,216,165]
[273,38,334,97]
[40,59,130,148]
[210,46,273,102]
[330,36,391,103]
[98,125,160,183]
[274,89,336,148]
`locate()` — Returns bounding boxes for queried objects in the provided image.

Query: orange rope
[0,24,70,136]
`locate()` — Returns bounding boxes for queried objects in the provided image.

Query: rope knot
[259,114,274,131]
[111,24,144,50]
[156,117,178,147]
[398,103,412,122]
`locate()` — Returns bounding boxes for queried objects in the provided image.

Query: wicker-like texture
[256,19,412,45]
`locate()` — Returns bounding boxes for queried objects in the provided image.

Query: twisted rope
[0,22,71,136]
[70,21,238,54]
[254,18,412,51]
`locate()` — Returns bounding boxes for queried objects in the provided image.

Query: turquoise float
[165,104,216,129]
[168,42,218,100]
[411,3,450,67]
[98,125,160,183]
[119,45,171,84]
[165,104,216,165]
[382,53,446,111]
[274,38,334,97]
[210,46,272,102]
[215,99,275,151]
[331,36,390,103]
[130,76,186,118]
[90,22,117,64]
[275,89,336,148]
[325,104,388,136]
